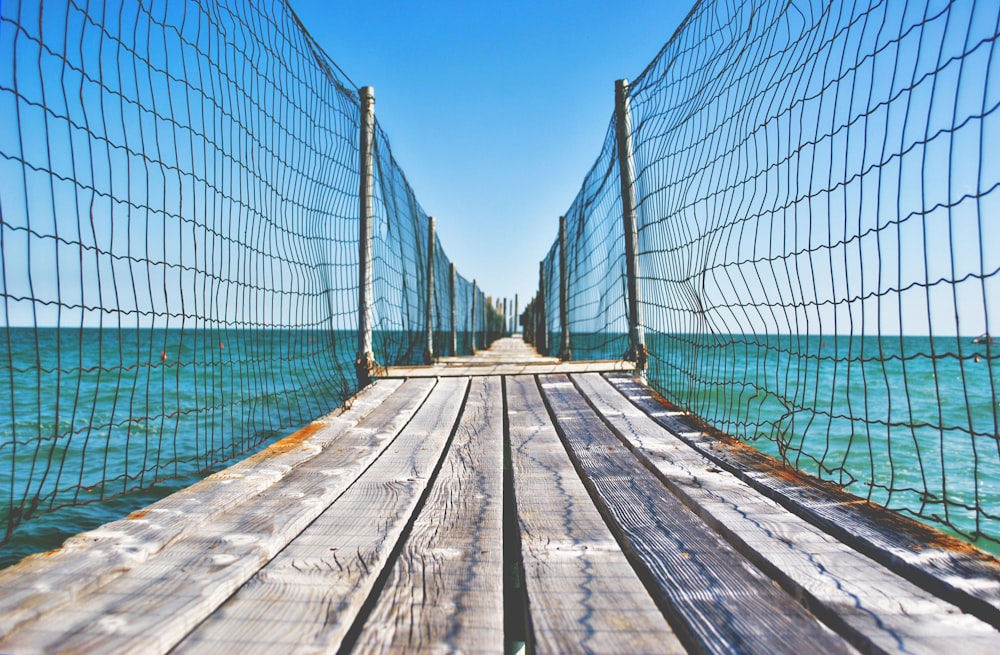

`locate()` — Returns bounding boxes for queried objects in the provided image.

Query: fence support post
[558,215,572,360]
[424,216,435,364]
[356,86,376,388]
[615,78,646,378]
[537,261,548,356]
[449,262,457,356]
[471,279,478,353]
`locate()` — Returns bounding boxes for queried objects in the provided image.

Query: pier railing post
[537,261,548,355]
[471,279,478,353]
[356,85,376,388]
[615,78,646,378]
[514,294,519,335]
[450,262,457,356]
[424,216,435,364]
[558,215,572,360]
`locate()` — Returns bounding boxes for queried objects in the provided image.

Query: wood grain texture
[170,376,470,655]
[384,335,632,377]
[506,375,683,655]
[0,378,437,654]
[351,376,505,654]
[0,378,402,643]
[605,373,1000,630]
[538,374,856,655]
[574,372,1000,654]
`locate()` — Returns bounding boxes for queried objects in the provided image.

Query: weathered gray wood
[351,376,504,654]
[170,377,470,655]
[472,279,479,352]
[536,261,548,356]
[384,336,632,377]
[385,361,633,378]
[605,373,1000,631]
[356,84,376,386]
[575,372,1000,654]
[424,216,436,364]
[538,374,856,655]
[558,216,571,360]
[450,262,458,356]
[506,375,683,655]
[0,378,404,643]
[614,78,645,375]
[0,378,439,654]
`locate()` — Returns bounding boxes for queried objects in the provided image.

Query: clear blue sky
[288,0,694,310]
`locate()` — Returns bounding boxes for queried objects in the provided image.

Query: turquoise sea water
[0,327,358,568]
[568,331,1000,554]
[2,329,998,568]
[0,326,469,569]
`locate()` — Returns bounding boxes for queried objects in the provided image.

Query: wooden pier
[3,337,1000,654]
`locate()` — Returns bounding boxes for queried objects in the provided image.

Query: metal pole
[424,217,435,364]
[537,261,548,356]
[471,279,478,353]
[356,86,376,387]
[450,262,457,356]
[559,215,571,360]
[616,78,646,377]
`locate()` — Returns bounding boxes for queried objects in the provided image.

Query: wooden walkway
[3,337,1000,654]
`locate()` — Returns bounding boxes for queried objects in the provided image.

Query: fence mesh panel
[0,0,489,554]
[533,0,1000,549]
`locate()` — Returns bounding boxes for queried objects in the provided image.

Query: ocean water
[0,326,468,569]
[2,329,998,569]
[0,327,358,569]
[571,331,1000,554]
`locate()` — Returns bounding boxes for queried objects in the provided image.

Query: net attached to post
[0,0,487,557]
[536,0,1000,551]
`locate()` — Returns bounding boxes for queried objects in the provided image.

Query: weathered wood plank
[170,376,470,654]
[384,361,633,377]
[574,372,1000,654]
[506,375,683,655]
[0,377,440,654]
[605,373,1000,630]
[0,378,403,643]
[538,374,856,655]
[351,376,505,654]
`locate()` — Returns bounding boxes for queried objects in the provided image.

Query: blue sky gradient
[288,0,693,308]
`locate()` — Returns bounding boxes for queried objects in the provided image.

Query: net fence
[530,0,1000,549]
[0,0,494,553]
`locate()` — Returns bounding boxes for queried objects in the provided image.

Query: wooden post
[356,85,376,387]
[616,78,646,377]
[471,279,478,353]
[514,294,519,335]
[449,262,457,356]
[424,216,435,364]
[558,215,571,360]
[503,298,508,336]
[537,261,548,356]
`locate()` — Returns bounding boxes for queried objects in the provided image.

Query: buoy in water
[161,350,168,361]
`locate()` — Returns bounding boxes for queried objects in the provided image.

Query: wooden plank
[0,377,441,654]
[574,372,1000,654]
[170,376,471,654]
[351,376,505,654]
[537,374,856,655]
[605,373,1000,630]
[0,378,404,642]
[383,361,633,378]
[506,375,683,655]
